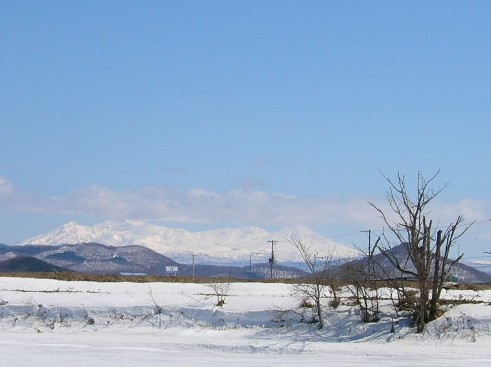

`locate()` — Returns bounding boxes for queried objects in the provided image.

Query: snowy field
[1,277,490,366]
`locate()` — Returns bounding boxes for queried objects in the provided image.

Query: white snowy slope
[17,220,360,264]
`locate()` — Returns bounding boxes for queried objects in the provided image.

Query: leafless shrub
[207,282,231,307]
[298,298,315,309]
[288,235,342,329]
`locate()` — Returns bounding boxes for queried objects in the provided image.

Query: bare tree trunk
[416,280,428,333]
[316,284,324,329]
[429,230,442,319]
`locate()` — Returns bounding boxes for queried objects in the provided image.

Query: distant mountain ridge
[462,260,491,276]
[0,256,68,273]
[0,242,306,279]
[18,220,360,264]
[337,243,491,284]
[0,242,178,275]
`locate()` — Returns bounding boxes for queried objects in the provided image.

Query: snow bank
[1,277,491,366]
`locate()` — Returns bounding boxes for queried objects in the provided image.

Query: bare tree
[369,172,472,332]
[207,282,231,307]
[288,235,340,329]
[341,237,381,323]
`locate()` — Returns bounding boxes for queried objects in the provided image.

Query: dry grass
[0,272,286,284]
[0,272,490,289]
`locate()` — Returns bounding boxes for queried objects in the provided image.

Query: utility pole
[192,253,195,278]
[361,230,372,280]
[361,230,371,254]
[268,240,277,279]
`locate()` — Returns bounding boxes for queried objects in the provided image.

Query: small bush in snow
[207,282,231,307]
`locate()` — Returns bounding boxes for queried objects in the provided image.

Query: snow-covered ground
[1,277,490,366]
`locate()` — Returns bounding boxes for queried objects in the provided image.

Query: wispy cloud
[1,177,489,232]
[0,178,14,197]
[433,199,490,224]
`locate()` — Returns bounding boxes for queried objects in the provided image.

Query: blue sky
[1,1,491,258]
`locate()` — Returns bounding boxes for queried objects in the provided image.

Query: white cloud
[433,198,490,224]
[3,183,377,227]
[1,178,489,233]
[189,188,219,199]
[47,187,392,229]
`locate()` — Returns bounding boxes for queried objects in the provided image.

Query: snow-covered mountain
[17,220,359,265]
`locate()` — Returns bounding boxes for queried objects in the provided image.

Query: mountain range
[17,220,360,265]
[2,221,490,282]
